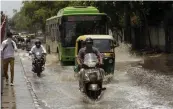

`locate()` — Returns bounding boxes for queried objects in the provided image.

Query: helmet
[85,37,93,48]
[35,40,41,48]
[85,37,93,44]
[35,40,41,45]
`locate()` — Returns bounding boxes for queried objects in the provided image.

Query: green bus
[45,6,111,64]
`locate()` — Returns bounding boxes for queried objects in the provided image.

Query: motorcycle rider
[26,36,31,44]
[77,37,104,92]
[25,36,31,50]
[29,39,47,72]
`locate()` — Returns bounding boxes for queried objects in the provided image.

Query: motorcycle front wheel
[87,90,101,100]
[37,72,41,77]
[35,65,42,77]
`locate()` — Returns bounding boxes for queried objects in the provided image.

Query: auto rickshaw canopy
[75,35,115,56]
[76,35,114,42]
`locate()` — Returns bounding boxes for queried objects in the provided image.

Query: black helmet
[35,40,41,45]
[85,37,93,44]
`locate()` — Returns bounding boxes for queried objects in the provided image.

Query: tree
[13,9,17,14]
[12,1,173,50]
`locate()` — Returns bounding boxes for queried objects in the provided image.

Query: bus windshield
[62,15,108,47]
[93,39,112,52]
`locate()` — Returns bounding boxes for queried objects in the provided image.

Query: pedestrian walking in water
[1,31,17,86]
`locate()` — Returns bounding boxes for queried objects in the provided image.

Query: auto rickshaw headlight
[109,59,113,63]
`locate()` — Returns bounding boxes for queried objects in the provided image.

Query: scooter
[30,52,45,77]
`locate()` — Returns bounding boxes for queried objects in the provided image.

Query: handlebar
[80,63,104,69]
[29,52,46,56]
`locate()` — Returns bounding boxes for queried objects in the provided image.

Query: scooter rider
[77,37,104,92]
[77,38,103,66]
[26,36,31,44]
[29,39,47,72]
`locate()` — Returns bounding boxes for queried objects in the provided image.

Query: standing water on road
[19,43,173,109]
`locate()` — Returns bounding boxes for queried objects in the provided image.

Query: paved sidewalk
[1,79,16,109]
[1,56,35,109]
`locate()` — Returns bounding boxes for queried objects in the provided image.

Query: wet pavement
[16,44,173,109]
[140,53,173,75]
[1,54,35,109]
[1,44,172,109]
[1,81,16,109]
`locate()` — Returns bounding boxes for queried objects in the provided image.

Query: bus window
[63,20,107,47]
[48,25,51,39]
[57,28,60,41]
[53,29,56,41]
[47,25,49,33]
[51,28,54,41]
[52,28,54,41]
[64,22,76,46]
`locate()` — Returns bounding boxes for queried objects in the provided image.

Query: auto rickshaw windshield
[93,39,112,52]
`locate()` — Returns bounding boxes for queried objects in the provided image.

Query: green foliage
[11,1,173,32]
[9,11,30,31]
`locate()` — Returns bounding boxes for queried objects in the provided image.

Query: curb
[19,57,42,109]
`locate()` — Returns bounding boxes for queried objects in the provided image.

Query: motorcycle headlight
[84,62,96,68]
[109,59,113,63]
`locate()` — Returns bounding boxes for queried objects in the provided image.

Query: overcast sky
[1,0,23,18]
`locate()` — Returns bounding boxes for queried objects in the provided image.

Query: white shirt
[1,38,17,59]
[29,45,46,54]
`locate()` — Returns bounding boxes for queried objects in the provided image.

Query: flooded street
[18,44,173,109]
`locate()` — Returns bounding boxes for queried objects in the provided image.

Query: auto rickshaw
[74,35,119,75]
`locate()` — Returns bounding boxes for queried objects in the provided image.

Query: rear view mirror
[111,44,119,49]
[114,40,119,47]
[106,16,111,23]
[111,45,116,49]
[111,40,119,48]
[113,40,117,45]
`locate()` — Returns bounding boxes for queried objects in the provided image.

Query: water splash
[46,53,59,66]
[115,43,142,62]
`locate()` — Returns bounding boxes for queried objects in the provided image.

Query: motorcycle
[21,42,26,50]
[31,52,45,77]
[26,42,32,51]
[79,53,106,100]
[17,41,22,49]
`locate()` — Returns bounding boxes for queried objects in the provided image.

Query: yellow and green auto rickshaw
[74,35,119,75]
